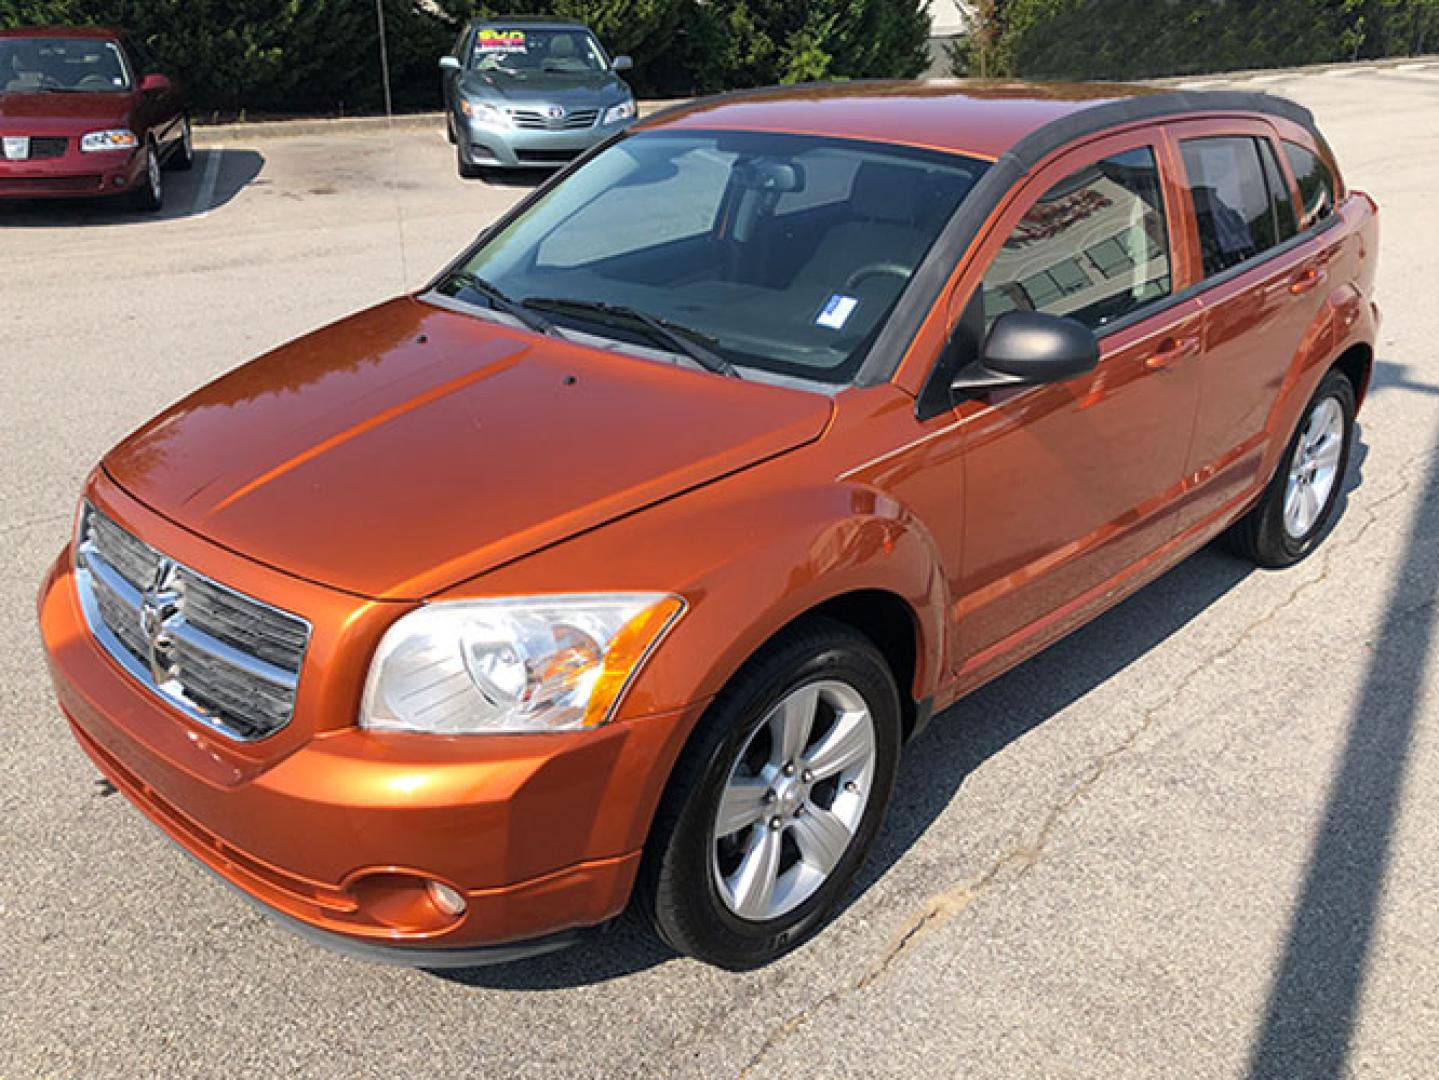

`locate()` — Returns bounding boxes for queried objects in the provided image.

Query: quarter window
[1259,139,1299,243]
[983,147,1172,331]
[1282,142,1339,229]
[1180,136,1297,277]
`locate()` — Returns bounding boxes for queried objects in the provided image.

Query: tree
[947,0,1011,77]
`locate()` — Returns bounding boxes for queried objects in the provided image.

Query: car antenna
[375,0,412,294]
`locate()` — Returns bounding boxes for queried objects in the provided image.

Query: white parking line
[1324,66,1377,77]
[1249,74,1290,84]
[1177,80,1227,90]
[192,147,224,218]
[1396,61,1436,72]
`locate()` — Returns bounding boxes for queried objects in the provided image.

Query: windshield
[438,131,987,385]
[0,37,131,93]
[469,27,608,74]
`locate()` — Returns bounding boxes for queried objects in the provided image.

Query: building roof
[640,80,1159,162]
[929,0,974,37]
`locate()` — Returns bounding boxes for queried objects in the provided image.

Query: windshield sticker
[476,30,528,54]
[816,294,859,331]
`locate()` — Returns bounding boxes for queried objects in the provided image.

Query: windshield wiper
[522,297,739,378]
[446,271,559,337]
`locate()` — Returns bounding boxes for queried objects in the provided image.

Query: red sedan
[0,27,191,210]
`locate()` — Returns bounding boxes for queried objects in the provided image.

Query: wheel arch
[805,589,925,742]
[1331,340,1374,408]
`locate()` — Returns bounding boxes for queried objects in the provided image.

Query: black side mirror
[952,311,1099,392]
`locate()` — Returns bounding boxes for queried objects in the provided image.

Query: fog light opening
[427,880,467,917]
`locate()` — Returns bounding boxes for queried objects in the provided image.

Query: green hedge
[952,0,1439,80]
[0,0,932,117]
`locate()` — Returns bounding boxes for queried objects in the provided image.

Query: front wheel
[638,618,901,969]
[457,148,486,181]
[130,141,163,211]
[1225,368,1356,567]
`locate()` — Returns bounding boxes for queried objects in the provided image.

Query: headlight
[603,100,637,125]
[80,129,139,152]
[459,99,510,130]
[360,594,684,735]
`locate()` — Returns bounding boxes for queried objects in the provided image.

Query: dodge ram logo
[139,559,183,684]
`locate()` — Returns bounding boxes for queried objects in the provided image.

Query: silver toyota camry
[441,18,637,178]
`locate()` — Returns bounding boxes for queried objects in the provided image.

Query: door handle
[1289,265,1328,295]
[1144,334,1201,372]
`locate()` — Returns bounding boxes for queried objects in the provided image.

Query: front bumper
[39,540,701,963]
[0,147,144,199]
[458,115,630,169]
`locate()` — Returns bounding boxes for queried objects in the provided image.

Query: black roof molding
[1004,89,1320,172]
[853,88,1322,386]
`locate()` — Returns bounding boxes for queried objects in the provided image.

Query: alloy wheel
[1284,395,1344,538]
[147,146,162,200]
[710,679,876,921]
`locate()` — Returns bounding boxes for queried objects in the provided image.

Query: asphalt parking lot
[3,64,1438,1078]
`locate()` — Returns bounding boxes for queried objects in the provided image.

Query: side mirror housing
[439,55,462,72]
[952,311,1099,392]
[140,73,171,93]
[612,55,634,72]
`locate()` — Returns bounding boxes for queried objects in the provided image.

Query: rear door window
[1180,136,1296,277]
[1282,142,1340,230]
[983,147,1172,331]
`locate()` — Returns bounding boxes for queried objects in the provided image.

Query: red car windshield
[0,37,132,94]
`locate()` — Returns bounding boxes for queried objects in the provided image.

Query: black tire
[457,148,486,181]
[445,113,458,145]
[637,617,902,969]
[1224,368,1356,568]
[130,141,163,211]
[167,116,195,172]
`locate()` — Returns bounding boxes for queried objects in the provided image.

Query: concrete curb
[189,55,1437,144]
[1147,53,1439,87]
[192,100,687,143]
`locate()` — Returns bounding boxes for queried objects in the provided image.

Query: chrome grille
[74,503,310,741]
[508,107,599,131]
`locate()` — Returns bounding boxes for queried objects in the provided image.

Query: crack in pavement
[737,446,1435,1079]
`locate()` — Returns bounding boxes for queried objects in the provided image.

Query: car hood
[0,91,133,132]
[103,297,833,601]
[461,69,628,107]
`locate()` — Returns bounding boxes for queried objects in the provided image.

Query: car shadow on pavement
[1372,358,1439,399]
[1246,396,1436,1076]
[0,148,263,228]
[432,436,1374,993]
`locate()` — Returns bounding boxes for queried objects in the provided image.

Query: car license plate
[2,136,30,161]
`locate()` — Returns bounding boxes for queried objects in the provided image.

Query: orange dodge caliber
[40,82,1378,970]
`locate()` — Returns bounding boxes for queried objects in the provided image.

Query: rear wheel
[1225,368,1356,567]
[638,618,901,969]
[130,140,163,211]
[167,116,195,172]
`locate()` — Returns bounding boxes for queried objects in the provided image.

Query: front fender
[451,475,951,725]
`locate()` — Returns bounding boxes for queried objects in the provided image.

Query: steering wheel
[843,263,911,292]
[76,74,113,91]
